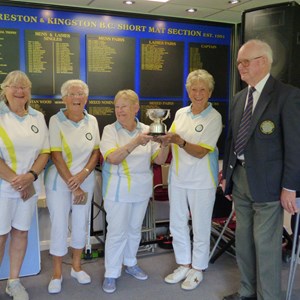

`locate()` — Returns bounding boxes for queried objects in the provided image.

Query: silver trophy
[146,108,170,135]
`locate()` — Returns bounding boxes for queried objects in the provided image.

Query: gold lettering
[98,22,115,29]
[0,13,38,23]
[117,23,147,32]
[167,28,202,37]
[201,44,217,49]
[47,17,97,28]
[148,26,166,34]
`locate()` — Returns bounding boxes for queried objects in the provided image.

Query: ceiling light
[228,0,240,4]
[186,8,197,13]
[123,1,135,4]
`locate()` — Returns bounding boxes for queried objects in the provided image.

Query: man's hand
[221,179,232,201]
[281,188,297,214]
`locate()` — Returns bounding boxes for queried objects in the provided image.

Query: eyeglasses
[236,56,263,67]
[7,85,30,91]
[66,93,86,98]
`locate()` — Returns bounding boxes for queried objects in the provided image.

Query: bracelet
[84,168,90,173]
[28,170,38,181]
[179,140,186,148]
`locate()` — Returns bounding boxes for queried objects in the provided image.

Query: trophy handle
[162,109,170,121]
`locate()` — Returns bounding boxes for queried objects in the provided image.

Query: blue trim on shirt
[188,103,213,119]
[0,102,38,118]
[114,118,142,136]
[57,108,89,127]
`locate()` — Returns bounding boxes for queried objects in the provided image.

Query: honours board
[0,2,233,154]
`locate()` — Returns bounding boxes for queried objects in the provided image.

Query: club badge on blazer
[260,120,275,134]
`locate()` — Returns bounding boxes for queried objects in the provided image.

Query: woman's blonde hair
[114,89,139,105]
[185,69,215,93]
[0,70,32,109]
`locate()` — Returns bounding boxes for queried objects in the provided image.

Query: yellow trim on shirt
[104,148,117,160]
[60,131,72,169]
[198,142,214,152]
[40,148,51,154]
[121,159,131,192]
[50,147,62,152]
[169,123,179,175]
[0,126,17,172]
[104,146,132,192]
[151,150,159,162]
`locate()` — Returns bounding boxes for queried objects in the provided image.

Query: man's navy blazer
[223,75,300,203]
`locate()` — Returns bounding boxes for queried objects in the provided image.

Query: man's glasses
[236,56,263,67]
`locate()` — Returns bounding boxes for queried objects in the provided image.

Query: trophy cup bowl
[146,108,170,136]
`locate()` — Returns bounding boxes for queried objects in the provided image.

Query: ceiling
[8,0,300,24]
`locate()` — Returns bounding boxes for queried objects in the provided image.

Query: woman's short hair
[114,89,139,105]
[61,79,89,98]
[185,69,215,93]
[0,70,32,109]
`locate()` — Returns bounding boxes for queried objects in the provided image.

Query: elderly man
[222,39,300,300]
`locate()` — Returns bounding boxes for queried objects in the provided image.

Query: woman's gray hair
[114,89,139,105]
[185,69,215,93]
[0,70,32,109]
[61,79,89,98]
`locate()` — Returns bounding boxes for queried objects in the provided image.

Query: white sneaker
[6,279,29,300]
[70,268,91,284]
[48,277,63,294]
[164,266,191,284]
[181,269,203,290]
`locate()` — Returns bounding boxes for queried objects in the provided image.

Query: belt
[237,159,246,167]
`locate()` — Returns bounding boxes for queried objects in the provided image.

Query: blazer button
[230,165,233,169]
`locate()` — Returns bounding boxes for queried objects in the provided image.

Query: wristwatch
[28,170,38,181]
[179,140,186,148]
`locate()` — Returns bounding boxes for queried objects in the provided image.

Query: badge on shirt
[86,132,93,140]
[260,120,275,134]
[31,125,39,133]
[195,124,203,132]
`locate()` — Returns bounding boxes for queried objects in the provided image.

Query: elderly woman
[164,69,222,290]
[44,80,100,294]
[0,70,50,300]
[100,89,170,293]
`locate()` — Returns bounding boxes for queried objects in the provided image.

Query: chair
[209,176,236,263]
[210,208,236,263]
[153,163,170,225]
[138,157,171,253]
[286,198,300,300]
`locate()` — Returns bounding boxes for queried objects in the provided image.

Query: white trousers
[169,185,215,270]
[104,199,149,278]
[46,187,93,256]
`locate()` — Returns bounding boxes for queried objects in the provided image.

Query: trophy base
[149,132,166,136]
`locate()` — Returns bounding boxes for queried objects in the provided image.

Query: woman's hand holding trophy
[146,108,171,146]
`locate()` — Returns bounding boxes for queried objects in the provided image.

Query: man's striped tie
[235,87,256,156]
